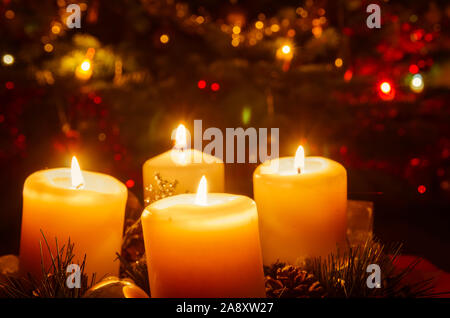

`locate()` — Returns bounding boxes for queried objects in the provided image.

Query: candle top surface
[255,156,346,179]
[144,148,223,167]
[142,193,257,227]
[25,168,126,195]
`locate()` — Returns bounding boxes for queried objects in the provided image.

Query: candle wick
[74,182,85,190]
[297,167,301,174]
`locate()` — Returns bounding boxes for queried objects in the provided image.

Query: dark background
[0,1,449,270]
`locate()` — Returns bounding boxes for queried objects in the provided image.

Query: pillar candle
[141,177,266,298]
[253,146,347,265]
[142,124,224,203]
[19,157,127,279]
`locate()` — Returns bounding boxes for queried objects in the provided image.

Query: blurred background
[0,0,449,270]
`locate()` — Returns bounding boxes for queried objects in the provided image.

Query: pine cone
[264,263,326,298]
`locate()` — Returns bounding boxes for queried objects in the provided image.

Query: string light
[195,16,205,24]
[44,43,54,53]
[287,29,296,37]
[255,21,264,29]
[276,43,293,62]
[417,185,426,194]
[242,107,251,125]
[126,179,135,188]
[281,45,291,54]
[51,24,61,35]
[81,60,91,71]
[270,24,280,32]
[231,38,240,47]
[197,80,207,89]
[4,10,15,19]
[2,54,14,65]
[380,82,391,94]
[335,58,343,68]
[344,69,353,81]
[378,80,395,101]
[211,82,220,91]
[409,64,419,74]
[160,34,170,44]
[76,58,93,80]
[410,73,424,93]
[232,26,241,34]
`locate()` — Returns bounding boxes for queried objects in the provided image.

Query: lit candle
[141,176,266,298]
[253,146,347,265]
[142,124,224,202]
[19,157,127,278]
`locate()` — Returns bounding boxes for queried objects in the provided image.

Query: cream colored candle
[141,177,265,298]
[143,124,224,203]
[253,146,347,265]
[19,157,127,279]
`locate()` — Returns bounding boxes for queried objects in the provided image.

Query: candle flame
[294,145,305,174]
[175,124,187,149]
[195,176,207,206]
[71,156,85,189]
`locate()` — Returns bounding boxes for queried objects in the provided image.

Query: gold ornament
[83,276,149,298]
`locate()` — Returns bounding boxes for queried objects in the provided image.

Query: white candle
[20,157,127,278]
[143,124,224,202]
[253,146,347,265]
[141,177,266,298]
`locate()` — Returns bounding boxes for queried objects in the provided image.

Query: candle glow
[175,124,187,149]
[294,145,305,174]
[143,124,224,200]
[254,152,347,264]
[71,156,85,189]
[20,162,127,278]
[141,188,265,297]
[195,176,208,206]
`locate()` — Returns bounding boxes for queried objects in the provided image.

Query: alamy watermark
[66,4,81,29]
[366,4,381,29]
[66,263,81,288]
[366,264,382,288]
[170,120,279,165]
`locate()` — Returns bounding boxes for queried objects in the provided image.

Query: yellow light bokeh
[160,34,170,44]
[196,16,205,24]
[410,74,424,93]
[281,45,291,54]
[51,25,61,34]
[312,26,322,38]
[255,21,264,29]
[276,43,294,61]
[76,58,93,80]
[270,24,280,32]
[334,58,343,68]
[44,44,54,53]
[287,29,296,37]
[232,26,241,34]
[81,60,91,72]
[231,38,240,47]
[2,54,14,65]
[380,82,391,94]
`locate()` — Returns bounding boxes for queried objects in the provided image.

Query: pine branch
[304,238,440,298]
[0,231,95,298]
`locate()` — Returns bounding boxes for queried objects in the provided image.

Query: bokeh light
[160,34,170,44]
[2,54,14,65]
[410,74,424,93]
